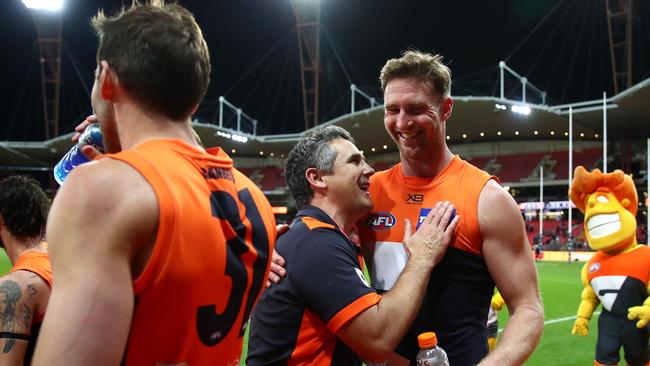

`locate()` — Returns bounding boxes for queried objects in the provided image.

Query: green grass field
[241,260,608,365]
[505,261,599,365]
[0,249,609,365]
[0,251,12,275]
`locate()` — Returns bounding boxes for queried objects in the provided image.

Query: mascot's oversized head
[569,166,638,253]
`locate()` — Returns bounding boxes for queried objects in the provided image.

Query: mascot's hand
[571,316,589,336]
[491,292,505,311]
[628,305,650,328]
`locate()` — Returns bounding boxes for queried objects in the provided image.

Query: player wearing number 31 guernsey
[33,3,276,365]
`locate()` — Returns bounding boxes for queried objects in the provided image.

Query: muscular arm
[0,274,40,366]
[478,181,544,366]
[33,159,158,365]
[338,202,458,362]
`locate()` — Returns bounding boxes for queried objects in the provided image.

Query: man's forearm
[373,258,433,349]
[478,301,544,366]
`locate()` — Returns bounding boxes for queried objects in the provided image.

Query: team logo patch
[417,207,457,229]
[355,268,371,288]
[589,262,601,273]
[405,193,424,204]
[365,212,396,231]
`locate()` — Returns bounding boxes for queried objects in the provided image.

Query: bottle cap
[417,332,438,348]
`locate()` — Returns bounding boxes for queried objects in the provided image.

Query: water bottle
[53,124,104,185]
[416,332,449,366]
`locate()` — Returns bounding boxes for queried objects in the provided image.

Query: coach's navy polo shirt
[247,205,381,365]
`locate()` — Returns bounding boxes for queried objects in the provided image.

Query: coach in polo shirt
[247,126,459,365]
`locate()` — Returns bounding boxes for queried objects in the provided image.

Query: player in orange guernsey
[358,50,544,366]
[248,126,459,365]
[33,2,276,365]
[0,176,52,366]
[569,167,650,366]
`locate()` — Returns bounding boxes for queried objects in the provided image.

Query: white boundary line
[498,311,601,332]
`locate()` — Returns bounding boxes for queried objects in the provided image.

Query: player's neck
[400,146,454,178]
[114,103,199,150]
[4,236,45,265]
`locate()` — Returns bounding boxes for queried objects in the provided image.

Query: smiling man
[247,125,459,365]
[357,50,544,366]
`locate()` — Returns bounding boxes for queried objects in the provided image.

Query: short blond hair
[380,50,452,98]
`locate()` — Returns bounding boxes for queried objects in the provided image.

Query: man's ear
[99,60,117,101]
[306,167,326,190]
[440,96,453,121]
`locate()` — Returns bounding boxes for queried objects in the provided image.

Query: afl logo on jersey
[589,262,601,273]
[365,212,396,231]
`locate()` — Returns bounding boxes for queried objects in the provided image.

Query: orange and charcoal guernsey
[585,245,650,365]
[105,139,276,365]
[586,244,650,315]
[358,156,498,366]
[9,248,53,364]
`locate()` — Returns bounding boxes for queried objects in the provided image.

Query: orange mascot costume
[569,166,650,366]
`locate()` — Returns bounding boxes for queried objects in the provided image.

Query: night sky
[1,0,649,141]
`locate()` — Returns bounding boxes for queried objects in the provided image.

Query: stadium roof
[2,76,648,170]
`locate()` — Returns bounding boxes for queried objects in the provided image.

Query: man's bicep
[479,182,540,307]
[34,162,152,364]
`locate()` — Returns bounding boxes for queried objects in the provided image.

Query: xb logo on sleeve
[405,193,424,204]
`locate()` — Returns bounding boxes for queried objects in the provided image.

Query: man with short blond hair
[357,50,544,365]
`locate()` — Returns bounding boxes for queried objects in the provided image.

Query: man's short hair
[91,1,211,121]
[285,126,355,209]
[0,176,50,240]
[379,50,452,98]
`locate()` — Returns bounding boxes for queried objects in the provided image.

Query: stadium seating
[492,152,548,183]
[548,148,602,180]
[258,166,286,191]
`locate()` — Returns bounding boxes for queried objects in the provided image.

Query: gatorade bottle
[53,124,104,185]
[416,332,449,366]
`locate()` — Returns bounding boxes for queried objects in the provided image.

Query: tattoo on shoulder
[0,280,33,334]
[0,281,21,330]
[26,284,36,297]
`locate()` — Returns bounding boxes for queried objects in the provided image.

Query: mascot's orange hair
[569,166,638,215]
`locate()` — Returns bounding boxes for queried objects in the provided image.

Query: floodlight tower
[22,0,63,140]
[605,0,633,93]
[290,0,320,130]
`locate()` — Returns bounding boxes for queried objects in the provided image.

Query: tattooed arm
[0,272,45,366]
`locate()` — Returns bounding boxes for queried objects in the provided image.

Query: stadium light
[511,105,531,116]
[22,0,63,11]
[216,130,249,143]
